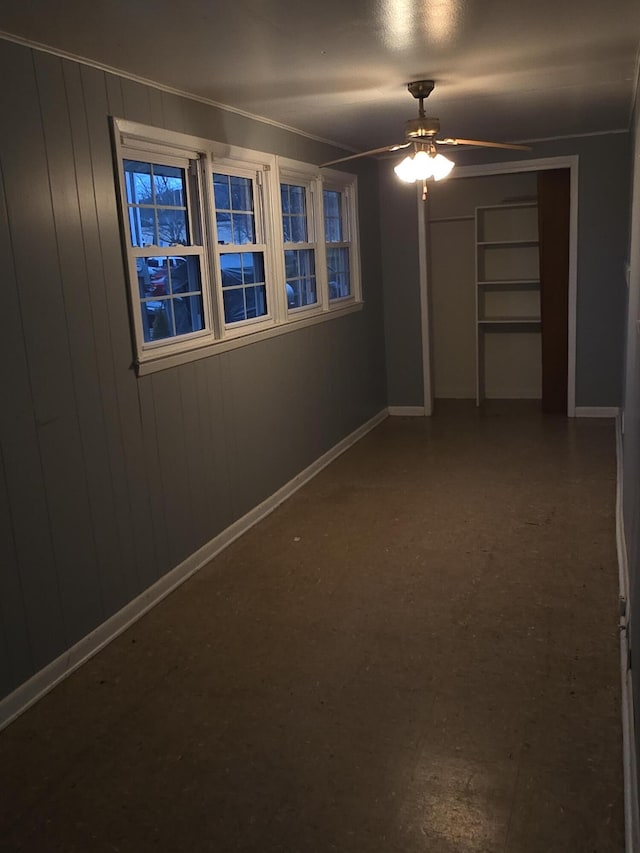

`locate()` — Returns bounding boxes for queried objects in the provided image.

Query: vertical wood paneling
[121,79,153,124]
[0,448,33,693]
[195,358,233,538]
[177,363,209,548]
[148,87,164,127]
[35,51,121,639]
[81,64,159,594]
[105,72,124,117]
[151,369,196,566]
[137,377,170,579]
[0,43,68,665]
[62,59,139,610]
[160,92,185,133]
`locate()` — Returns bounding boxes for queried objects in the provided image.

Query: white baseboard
[0,408,388,732]
[388,406,426,416]
[575,406,620,418]
[615,415,640,852]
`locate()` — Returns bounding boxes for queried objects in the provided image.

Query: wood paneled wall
[0,40,386,700]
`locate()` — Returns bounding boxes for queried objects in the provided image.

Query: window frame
[115,132,214,366]
[112,119,363,375]
[277,160,327,318]
[321,169,362,308]
[209,156,276,338]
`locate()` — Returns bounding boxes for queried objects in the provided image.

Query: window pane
[142,300,174,342]
[213,174,230,210]
[290,216,307,243]
[169,256,200,295]
[157,208,188,246]
[284,249,298,279]
[220,253,243,287]
[232,213,255,245]
[241,252,265,285]
[324,189,343,242]
[153,164,185,207]
[230,176,253,211]
[280,184,290,214]
[223,289,246,323]
[324,189,340,218]
[245,285,267,318]
[216,212,233,245]
[173,294,204,335]
[285,249,316,308]
[289,185,306,214]
[129,207,156,247]
[327,246,350,299]
[124,160,152,205]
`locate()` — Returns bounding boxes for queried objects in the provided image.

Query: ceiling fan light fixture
[393,149,454,183]
[430,152,455,181]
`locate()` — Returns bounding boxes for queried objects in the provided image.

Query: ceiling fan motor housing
[405,116,440,139]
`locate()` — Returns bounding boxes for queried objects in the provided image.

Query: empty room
[1,1,640,850]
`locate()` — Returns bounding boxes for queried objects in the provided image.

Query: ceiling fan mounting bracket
[407,80,435,100]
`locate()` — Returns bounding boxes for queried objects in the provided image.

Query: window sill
[135,300,364,376]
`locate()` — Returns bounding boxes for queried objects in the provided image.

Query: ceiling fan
[321,81,530,193]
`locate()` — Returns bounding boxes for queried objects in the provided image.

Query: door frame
[418,155,579,416]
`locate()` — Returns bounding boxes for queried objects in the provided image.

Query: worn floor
[0,401,623,852]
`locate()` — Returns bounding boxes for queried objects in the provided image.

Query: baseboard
[387,406,426,416]
[0,408,388,732]
[615,415,640,852]
[575,406,620,418]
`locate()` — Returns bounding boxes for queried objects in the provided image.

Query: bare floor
[0,402,623,852]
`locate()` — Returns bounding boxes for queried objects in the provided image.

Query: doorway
[419,156,578,416]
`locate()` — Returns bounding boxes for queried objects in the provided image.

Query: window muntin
[323,188,352,301]
[281,181,318,310]
[121,152,208,349]
[212,170,271,327]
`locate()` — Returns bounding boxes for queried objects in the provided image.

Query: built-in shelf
[478,317,541,325]
[476,202,540,405]
[477,240,539,248]
[478,279,540,287]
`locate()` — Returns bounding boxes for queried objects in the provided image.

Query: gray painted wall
[377,165,424,407]
[0,39,386,701]
[381,133,631,408]
[622,71,640,793]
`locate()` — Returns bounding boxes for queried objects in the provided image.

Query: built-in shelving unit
[475,203,540,404]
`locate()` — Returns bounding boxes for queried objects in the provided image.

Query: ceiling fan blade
[321,142,410,168]
[437,137,531,151]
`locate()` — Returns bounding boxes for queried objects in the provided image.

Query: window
[113,120,362,373]
[323,188,352,302]
[212,170,270,327]
[280,181,318,311]
[121,151,209,348]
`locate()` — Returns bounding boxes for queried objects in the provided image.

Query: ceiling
[1,0,639,154]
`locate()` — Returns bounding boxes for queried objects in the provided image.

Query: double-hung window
[280,180,319,312]
[120,148,209,350]
[211,165,273,331]
[323,184,357,303]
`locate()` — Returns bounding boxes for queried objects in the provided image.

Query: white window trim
[210,158,277,338]
[112,119,363,373]
[278,158,326,319]
[321,168,362,308]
